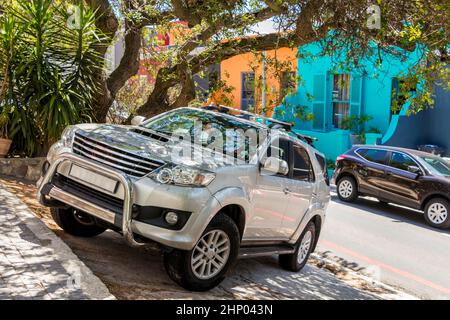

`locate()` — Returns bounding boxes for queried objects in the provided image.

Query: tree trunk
[86,0,118,122]
[140,69,197,119]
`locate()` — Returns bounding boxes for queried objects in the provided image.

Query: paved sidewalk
[0,184,114,300]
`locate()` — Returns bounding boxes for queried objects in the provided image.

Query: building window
[332,74,351,129]
[241,72,255,111]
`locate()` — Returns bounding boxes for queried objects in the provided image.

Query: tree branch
[106,22,143,97]
[171,0,202,26]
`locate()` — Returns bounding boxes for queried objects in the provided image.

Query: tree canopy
[86,0,448,121]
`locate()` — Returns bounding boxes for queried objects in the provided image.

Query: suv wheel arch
[336,172,358,189]
[310,215,322,252]
[216,204,246,240]
[421,194,450,211]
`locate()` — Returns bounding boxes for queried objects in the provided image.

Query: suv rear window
[293,145,314,182]
[358,148,388,165]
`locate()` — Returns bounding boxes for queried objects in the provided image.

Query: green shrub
[0,0,106,156]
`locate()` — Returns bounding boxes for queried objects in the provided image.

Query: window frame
[331,73,351,129]
[355,148,389,165]
[355,147,426,175]
[261,136,292,178]
[387,151,425,175]
[292,143,315,182]
[242,72,255,98]
[388,151,418,172]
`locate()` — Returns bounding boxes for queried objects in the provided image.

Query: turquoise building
[274,41,427,163]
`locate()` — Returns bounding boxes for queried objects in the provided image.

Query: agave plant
[0,0,106,156]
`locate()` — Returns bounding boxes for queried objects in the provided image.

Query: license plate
[69,165,118,193]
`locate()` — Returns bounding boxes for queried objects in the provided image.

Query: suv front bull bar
[37,152,146,247]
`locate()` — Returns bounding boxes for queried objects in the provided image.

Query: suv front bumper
[37,152,221,250]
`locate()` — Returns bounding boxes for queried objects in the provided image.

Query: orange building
[212,48,298,115]
[111,25,298,114]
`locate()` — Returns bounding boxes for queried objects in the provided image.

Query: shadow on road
[331,194,450,236]
[59,230,377,300]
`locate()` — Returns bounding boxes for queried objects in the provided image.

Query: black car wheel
[424,198,450,229]
[337,176,358,202]
[51,207,106,237]
[163,213,240,291]
[279,222,316,272]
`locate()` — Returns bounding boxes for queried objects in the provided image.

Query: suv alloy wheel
[163,213,240,291]
[279,222,316,272]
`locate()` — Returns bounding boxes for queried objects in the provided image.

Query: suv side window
[266,138,291,177]
[390,152,417,171]
[293,144,314,181]
[361,149,388,165]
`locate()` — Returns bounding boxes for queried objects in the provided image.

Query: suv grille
[73,132,164,177]
[52,174,124,215]
[131,128,169,142]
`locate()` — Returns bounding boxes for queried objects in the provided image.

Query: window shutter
[350,75,363,117]
[312,74,327,130]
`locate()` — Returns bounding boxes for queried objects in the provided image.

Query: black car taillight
[336,155,347,166]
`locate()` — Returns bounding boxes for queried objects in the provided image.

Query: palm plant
[0,0,106,156]
[0,11,24,144]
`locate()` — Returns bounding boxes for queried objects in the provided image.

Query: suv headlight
[61,126,79,148]
[149,164,215,187]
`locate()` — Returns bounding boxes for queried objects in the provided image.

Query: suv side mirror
[131,116,146,126]
[261,157,289,176]
[407,165,422,175]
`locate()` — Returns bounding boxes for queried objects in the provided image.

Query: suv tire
[279,222,316,272]
[424,198,450,229]
[163,213,240,291]
[337,176,358,202]
[51,207,106,237]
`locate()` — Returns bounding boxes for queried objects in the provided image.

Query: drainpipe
[261,51,266,116]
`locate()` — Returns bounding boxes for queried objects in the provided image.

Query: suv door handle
[283,187,291,195]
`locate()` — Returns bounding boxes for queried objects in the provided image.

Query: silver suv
[37,106,330,291]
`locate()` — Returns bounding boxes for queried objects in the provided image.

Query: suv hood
[78,124,236,171]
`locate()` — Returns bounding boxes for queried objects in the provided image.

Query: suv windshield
[419,156,450,178]
[141,108,267,161]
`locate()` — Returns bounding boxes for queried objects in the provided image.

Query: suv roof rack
[203,104,318,146]
[204,104,293,129]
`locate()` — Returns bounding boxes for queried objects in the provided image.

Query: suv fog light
[165,212,179,225]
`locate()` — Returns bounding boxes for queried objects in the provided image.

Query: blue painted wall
[275,41,424,161]
[384,83,450,156]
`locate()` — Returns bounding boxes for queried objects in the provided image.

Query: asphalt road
[317,191,450,300]
[56,228,378,300]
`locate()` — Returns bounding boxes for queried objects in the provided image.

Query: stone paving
[0,184,114,300]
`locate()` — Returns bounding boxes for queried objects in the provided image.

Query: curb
[311,253,418,300]
[0,184,115,300]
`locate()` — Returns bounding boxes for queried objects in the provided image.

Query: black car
[332,145,450,229]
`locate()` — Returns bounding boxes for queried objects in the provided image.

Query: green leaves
[0,0,105,156]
